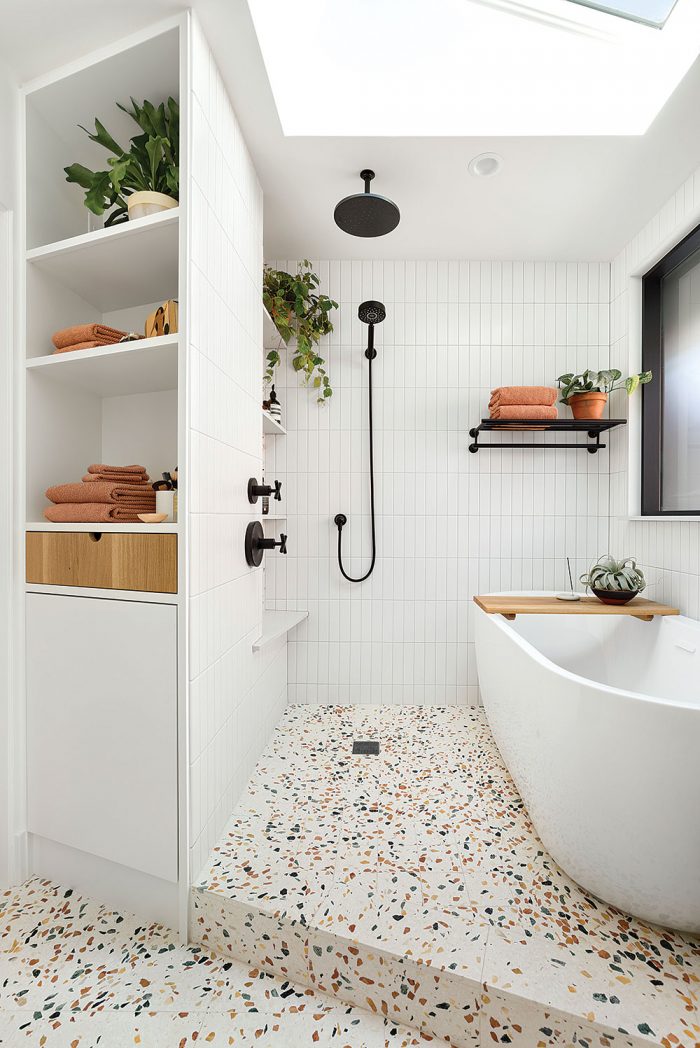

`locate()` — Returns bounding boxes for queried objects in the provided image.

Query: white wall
[187,20,286,880]
[610,164,700,619]
[266,260,610,705]
[0,58,18,888]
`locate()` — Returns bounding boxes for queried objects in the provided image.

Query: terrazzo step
[191,705,700,1048]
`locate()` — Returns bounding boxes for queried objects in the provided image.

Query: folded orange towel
[51,324,131,350]
[53,340,109,355]
[490,405,558,420]
[87,464,148,476]
[46,482,156,507]
[82,474,150,485]
[44,504,147,523]
[489,386,557,407]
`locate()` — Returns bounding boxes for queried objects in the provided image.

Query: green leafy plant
[64,97,179,226]
[557,368,651,404]
[580,555,646,594]
[263,261,338,402]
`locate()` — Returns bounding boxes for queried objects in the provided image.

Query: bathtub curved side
[474,606,700,934]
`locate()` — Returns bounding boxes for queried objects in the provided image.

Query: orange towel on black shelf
[489,386,557,408]
[489,405,558,421]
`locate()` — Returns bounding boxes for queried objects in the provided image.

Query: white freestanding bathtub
[474,595,700,934]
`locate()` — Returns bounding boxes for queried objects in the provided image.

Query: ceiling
[1,0,700,260]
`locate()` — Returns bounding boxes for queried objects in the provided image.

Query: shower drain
[352,740,380,755]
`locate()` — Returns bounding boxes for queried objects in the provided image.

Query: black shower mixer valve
[247,477,282,504]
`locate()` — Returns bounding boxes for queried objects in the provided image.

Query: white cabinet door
[26,593,178,882]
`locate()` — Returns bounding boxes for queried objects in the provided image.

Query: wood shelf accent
[26,531,178,593]
[473,594,679,622]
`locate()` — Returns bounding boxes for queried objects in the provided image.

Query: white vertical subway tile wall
[265,260,611,706]
[187,20,285,880]
[610,162,700,622]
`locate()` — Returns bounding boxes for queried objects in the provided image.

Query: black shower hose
[336,350,376,582]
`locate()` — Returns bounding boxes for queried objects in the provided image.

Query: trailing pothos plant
[557,368,652,403]
[263,261,338,402]
[64,97,179,226]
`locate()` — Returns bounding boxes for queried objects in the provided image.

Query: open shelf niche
[24,25,181,528]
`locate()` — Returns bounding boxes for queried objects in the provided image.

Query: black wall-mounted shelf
[468,418,627,454]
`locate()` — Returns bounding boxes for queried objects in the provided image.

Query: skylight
[248,0,700,136]
[565,1,679,29]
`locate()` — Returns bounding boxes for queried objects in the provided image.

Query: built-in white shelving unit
[20,17,187,934]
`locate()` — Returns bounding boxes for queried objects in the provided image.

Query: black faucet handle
[273,480,282,501]
[278,533,287,555]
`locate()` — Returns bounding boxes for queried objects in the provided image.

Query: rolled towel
[490,404,558,420]
[46,482,156,507]
[51,324,131,351]
[489,386,557,408]
[44,504,148,524]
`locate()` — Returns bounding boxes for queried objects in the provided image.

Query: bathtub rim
[476,591,700,711]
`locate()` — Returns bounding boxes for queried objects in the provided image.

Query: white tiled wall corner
[610,163,700,622]
[265,260,611,706]
[187,18,283,879]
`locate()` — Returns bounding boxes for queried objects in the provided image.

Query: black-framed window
[642,222,700,515]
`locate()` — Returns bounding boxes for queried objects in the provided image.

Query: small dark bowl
[591,588,639,606]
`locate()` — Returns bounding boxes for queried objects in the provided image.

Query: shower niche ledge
[469,417,626,453]
[253,609,307,651]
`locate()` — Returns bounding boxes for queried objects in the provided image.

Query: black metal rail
[468,418,627,454]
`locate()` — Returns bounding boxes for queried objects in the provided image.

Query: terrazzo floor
[0,877,443,1045]
[192,705,700,1048]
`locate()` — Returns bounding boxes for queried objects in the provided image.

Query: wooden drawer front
[26,532,177,593]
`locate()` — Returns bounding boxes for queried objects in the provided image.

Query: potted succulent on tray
[557,369,652,420]
[580,555,647,605]
[263,261,338,403]
[65,97,179,226]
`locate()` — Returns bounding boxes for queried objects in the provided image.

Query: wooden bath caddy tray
[473,595,679,622]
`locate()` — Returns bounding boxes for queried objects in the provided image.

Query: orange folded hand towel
[490,405,558,420]
[82,474,150,485]
[489,386,557,407]
[51,324,130,351]
[44,504,147,524]
[53,341,108,355]
[46,482,156,507]
[87,464,148,476]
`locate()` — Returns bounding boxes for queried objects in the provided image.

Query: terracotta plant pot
[127,191,178,221]
[591,587,638,606]
[567,391,608,419]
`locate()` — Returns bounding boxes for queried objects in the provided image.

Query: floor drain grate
[353,740,379,755]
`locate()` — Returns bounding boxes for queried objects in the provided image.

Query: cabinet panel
[26,593,178,882]
[26,532,177,593]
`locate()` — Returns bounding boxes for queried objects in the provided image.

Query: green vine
[263,261,338,402]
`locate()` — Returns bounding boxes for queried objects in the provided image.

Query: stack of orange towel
[44,464,155,523]
[489,386,558,420]
[51,324,138,355]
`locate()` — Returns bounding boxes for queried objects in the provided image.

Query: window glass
[660,252,700,512]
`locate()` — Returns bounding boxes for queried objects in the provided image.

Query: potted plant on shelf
[557,368,652,420]
[64,97,179,226]
[263,261,338,403]
[580,555,647,605]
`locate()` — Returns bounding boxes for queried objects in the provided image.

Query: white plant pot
[127,191,178,222]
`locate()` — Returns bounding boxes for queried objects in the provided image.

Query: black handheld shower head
[334,171,400,238]
[358,300,386,325]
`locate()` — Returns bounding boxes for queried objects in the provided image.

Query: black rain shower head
[334,170,400,238]
[358,300,386,325]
